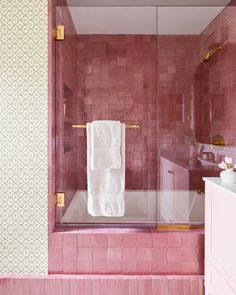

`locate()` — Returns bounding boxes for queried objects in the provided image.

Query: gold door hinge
[55,192,65,207]
[53,24,64,41]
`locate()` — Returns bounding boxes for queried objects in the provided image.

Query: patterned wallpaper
[0,1,48,274]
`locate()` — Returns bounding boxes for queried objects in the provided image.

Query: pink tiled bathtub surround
[0,275,204,295]
[48,230,204,275]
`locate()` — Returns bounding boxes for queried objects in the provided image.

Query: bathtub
[60,190,204,226]
[61,190,157,225]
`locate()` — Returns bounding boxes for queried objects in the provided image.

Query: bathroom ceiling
[66,0,231,6]
[68,5,230,35]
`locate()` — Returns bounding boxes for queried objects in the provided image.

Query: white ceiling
[67,0,231,6]
[68,5,229,35]
[158,7,225,34]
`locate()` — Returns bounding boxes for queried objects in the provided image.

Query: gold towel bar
[72,124,141,129]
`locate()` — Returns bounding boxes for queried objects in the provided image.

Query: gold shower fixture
[203,41,227,62]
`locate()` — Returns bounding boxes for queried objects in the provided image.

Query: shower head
[203,42,227,63]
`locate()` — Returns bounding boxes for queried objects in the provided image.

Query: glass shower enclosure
[55,1,234,228]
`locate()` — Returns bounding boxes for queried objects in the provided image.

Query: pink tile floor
[0,275,204,295]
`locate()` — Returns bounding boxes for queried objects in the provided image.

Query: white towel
[91,120,121,169]
[87,122,125,217]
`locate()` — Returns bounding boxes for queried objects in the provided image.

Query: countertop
[160,154,221,172]
[203,177,236,196]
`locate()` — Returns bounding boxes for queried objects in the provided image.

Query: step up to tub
[0,275,204,295]
[49,229,204,275]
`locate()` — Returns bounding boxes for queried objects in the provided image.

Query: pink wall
[195,5,236,146]
[74,35,157,190]
[158,36,200,161]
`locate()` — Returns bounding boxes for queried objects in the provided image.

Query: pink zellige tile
[92,234,108,247]
[167,233,182,247]
[107,248,122,261]
[93,248,107,261]
[63,233,77,247]
[167,262,182,274]
[63,260,77,274]
[183,279,191,295]
[152,233,167,247]
[48,233,62,248]
[167,248,182,262]
[152,278,161,294]
[84,279,92,295]
[128,279,138,295]
[100,279,115,295]
[45,279,62,295]
[78,234,93,247]
[168,279,183,295]
[136,233,152,247]
[122,262,137,274]
[136,248,152,262]
[152,262,168,274]
[92,279,100,295]
[21,279,31,295]
[182,233,197,247]
[122,234,137,248]
[77,261,93,274]
[182,262,198,274]
[181,248,198,262]
[107,261,122,273]
[136,262,152,274]
[70,279,84,295]
[108,234,122,247]
[48,260,63,274]
[152,248,167,263]
[48,247,62,262]
[77,248,92,261]
[63,247,77,261]
[122,248,137,261]
[114,279,123,295]
[93,261,107,273]
[14,279,23,295]
[30,279,46,295]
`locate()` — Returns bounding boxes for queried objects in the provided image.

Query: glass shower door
[55,4,158,227]
[55,5,79,224]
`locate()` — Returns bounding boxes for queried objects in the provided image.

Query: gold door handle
[168,170,174,174]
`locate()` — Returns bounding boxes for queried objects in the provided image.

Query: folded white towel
[87,122,125,217]
[91,120,121,169]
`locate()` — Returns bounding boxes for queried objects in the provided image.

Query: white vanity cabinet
[160,157,205,223]
[204,177,236,295]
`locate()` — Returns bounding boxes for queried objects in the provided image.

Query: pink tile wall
[158,36,200,161]
[0,275,204,295]
[48,230,204,275]
[195,5,236,146]
[74,35,157,190]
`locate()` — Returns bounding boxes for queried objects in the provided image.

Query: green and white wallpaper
[0,1,48,274]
